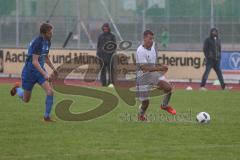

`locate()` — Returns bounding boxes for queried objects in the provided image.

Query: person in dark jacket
[200,27,225,90]
[97,23,116,86]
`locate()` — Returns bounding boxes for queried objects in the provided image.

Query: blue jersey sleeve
[31,38,42,55]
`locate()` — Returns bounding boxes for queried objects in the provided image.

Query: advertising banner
[0,48,220,81]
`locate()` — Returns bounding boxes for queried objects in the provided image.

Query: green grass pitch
[0,84,240,160]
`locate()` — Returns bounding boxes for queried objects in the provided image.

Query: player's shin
[45,95,53,118]
[138,100,149,116]
[161,92,172,107]
[138,105,146,116]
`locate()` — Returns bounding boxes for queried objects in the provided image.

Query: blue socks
[16,87,24,98]
[45,95,53,118]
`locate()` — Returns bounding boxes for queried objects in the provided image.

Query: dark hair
[40,23,53,34]
[143,30,154,37]
[102,23,111,32]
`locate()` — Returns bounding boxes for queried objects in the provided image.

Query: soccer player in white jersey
[136,30,176,121]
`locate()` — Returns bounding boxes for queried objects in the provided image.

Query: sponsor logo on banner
[229,52,240,70]
[221,51,240,80]
[221,51,240,72]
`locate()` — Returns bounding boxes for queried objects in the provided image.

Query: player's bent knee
[158,81,172,92]
[46,88,54,96]
[165,85,172,93]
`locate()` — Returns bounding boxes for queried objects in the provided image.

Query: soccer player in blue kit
[10,23,58,122]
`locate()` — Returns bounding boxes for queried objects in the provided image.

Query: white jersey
[135,42,158,77]
[136,42,157,64]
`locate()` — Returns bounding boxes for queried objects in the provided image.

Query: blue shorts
[21,67,46,91]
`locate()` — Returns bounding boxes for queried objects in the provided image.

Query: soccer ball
[196,112,211,123]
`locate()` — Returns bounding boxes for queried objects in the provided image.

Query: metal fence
[0,0,240,51]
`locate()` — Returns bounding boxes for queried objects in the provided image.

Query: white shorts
[136,71,167,101]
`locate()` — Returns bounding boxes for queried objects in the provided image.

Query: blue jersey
[25,36,51,70]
